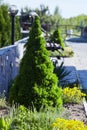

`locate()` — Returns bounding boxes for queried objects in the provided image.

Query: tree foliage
[0,4,21,48]
[9,16,62,110]
[0,4,11,47]
[50,29,65,48]
[15,16,22,41]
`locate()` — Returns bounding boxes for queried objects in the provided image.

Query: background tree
[20,4,62,34]
[9,16,62,110]
[0,4,11,47]
[0,7,5,47]
[53,6,62,26]
[0,4,21,48]
[50,28,65,48]
[15,16,22,41]
[35,4,51,32]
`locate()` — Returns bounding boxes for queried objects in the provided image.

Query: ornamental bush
[63,87,86,103]
[8,105,58,130]
[52,118,87,130]
[9,16,62,110]
[50,29,65,48]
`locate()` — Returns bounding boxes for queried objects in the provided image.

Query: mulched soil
[64,103,87,125]
[0,107,9,117]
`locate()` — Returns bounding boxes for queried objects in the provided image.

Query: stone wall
[0,37,28,93]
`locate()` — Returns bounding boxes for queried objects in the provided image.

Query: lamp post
[9,5,18,45]
[29,11,39,24]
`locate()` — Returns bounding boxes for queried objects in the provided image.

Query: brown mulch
[0,107,9,117]
[64,103,87,125]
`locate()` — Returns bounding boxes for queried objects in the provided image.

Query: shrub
[50,29,65,48]
[63,87,86,103]
[54,62,71,87]
[9,16,62,110]
[8,105,64,130]
[0,91,7,108]
[63,46,74,57]
[0,117,6,129]
[52,118,87,130]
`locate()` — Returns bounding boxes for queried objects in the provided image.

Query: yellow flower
[52,118,87,130]
[63,87,86,103]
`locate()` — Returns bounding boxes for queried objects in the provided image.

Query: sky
[3,0,87,18]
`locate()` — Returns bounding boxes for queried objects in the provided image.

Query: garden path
[64,41,87,89]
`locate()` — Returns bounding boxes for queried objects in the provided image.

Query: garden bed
[0,102,87,124]
[64,102,87,124]
[0,108,8,117]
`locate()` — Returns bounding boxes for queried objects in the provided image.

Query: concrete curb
[66,37,87,43]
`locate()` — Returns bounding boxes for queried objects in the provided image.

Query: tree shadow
[77,70,87,90]
[66,37,87,43]
[59,66,79,88]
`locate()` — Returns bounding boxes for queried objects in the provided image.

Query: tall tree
[53,6,62,29]
[0,7,6,47]
[9,16,62,110]
[0,4,11,47]
[15,16,22,41]
[54,6,60,16]
[0,4,21,48]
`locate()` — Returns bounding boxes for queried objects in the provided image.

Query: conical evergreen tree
[0,4,21,47]
[9,16,62,110]
[51,29,65,48]
[0,7,5,47]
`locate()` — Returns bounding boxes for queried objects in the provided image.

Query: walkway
[64,41,87,89]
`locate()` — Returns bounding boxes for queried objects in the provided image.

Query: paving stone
[64,41,87,89]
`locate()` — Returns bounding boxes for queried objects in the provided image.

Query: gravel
[64,103,87,124]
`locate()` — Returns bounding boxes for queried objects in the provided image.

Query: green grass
[1,105,70,130]
[0,91,7,109]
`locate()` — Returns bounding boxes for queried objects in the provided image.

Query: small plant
[0,117,6,129]
[52,118,87,130]
[54,62,71,87]
[50,29,65,48]
[0,91,7,108]
[62,46,74,57]
[6,105,66,130]
[63,87,86,103]
[0,116,12,130]
[50,46,74,58]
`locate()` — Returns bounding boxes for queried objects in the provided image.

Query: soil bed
[64,103,87,124]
